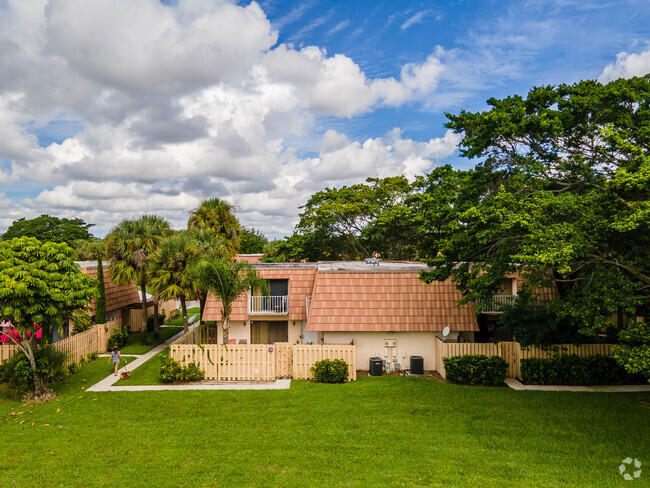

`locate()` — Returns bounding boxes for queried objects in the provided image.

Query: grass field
[1,360,648,488]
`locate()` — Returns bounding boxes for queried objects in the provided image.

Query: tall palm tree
[186,227,229,323]
[148,231,202,334]
[105,215,171,345]
[197,258,268,344]
[74,238,107,324]
[188,198,241,255]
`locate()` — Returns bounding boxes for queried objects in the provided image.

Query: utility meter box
[384,339,397,347]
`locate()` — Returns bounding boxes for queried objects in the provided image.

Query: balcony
[248,295,289,315]
[476,295,517,314]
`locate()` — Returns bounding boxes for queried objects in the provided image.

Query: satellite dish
[442,326,450,338]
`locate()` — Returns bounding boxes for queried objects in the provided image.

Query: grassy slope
[1,370,648,488]
[119,347,169,386]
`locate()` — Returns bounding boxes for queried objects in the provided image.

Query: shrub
[181,363,205,381]
[168,309,181,320]
[159,355,204,382]
[521,354,633,385]
[1,345,69,397]
[311,358,349,383]
[147,311,167,332]
[107,328,129,351]
[443,355,508,386]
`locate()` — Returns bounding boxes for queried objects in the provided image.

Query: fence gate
[274,342,293,378]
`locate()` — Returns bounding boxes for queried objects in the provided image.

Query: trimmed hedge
[311,358,349,383]
[521,354,631,385]
[443,355,508,386]
[107,328,129,351]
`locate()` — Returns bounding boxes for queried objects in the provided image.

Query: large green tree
[188,198,241,255]
[239,227,268,254]
[422,75,650,379]
[286,176,418,261]
[197,258,267,344]
[2,215,93,243]
[105,215,171,344]
[0,237,95,398]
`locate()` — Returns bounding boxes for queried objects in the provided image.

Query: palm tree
[197,258,268,344]
[74,238,107,324]
[188,198,241,255]
[148,231,202,334]
[186,227,229,323]
[105,215,171,345]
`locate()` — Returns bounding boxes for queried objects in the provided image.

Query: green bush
[1,345,69,397]
[310,358,349,383]
[521,354,633,385]
[160,355,182,383]
[159,355,204,383]
[107,328,129,351]
[147,311,167,332]
[443,355,508,386]
[181,363,205,381]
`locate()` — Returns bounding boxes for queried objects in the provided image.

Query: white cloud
[599,45,650,82]
[401,10,434,30]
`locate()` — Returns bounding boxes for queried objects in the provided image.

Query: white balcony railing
[477,295,517,313]
[248,295,289,314]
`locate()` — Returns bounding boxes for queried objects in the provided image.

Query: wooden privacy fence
[434,338,615,379]
[170,339,357,381]
[0,318,122,366]
[125,299,179,332]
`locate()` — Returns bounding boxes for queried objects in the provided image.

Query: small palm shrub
[311,359,349,383]
[1,345,69,397]
[160,356,204,382]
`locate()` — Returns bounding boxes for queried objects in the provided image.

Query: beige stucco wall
[323,331,444,372]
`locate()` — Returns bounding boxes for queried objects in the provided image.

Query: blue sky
[0,0,648,237]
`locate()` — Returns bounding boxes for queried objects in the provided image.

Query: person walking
[109,346,124,376]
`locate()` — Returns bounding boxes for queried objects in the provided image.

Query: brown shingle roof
[81,266,141,315]
[305,272,478,332]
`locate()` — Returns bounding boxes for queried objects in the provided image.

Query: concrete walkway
[505,377,650,392]
[87,326,291,392]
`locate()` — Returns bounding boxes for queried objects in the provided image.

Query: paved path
[505,377,650,392]
[87,326,291,392]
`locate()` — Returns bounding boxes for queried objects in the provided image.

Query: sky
[0,0,649,239]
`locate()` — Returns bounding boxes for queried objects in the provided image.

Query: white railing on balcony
[477,295,517,313]
[248,295,289,314]
[306,296,311,318]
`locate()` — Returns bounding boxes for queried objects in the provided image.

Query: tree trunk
[153,293,160,340]
[222,315,229,344]
[180,292,188,335]
[140,278,148,346]
[22,334,48,399]
[199,293,207,325]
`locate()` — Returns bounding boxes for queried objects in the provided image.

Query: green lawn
[1,368,648,487]
[119,326,183,355]
[119,347,169,386]
[167,307,200,327]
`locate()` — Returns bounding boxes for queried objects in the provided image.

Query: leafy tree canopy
[281,176,419,261]
[239,227,268,254]
[2,215,94,243]
[420,75,650,378]
[0,237,95,397]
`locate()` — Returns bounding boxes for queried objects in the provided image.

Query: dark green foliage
[71,310,93,335]
[520,354,637,385]
[1,215,94,242]
[239,227,268,253]
[310,358,349,383]
[95,257,107,324]
[107,328,129,351]
[498,293,587,346]
[147,311,166,332]
[159,355,204,382]
[1,345,69,396]
[443,355,508,386]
